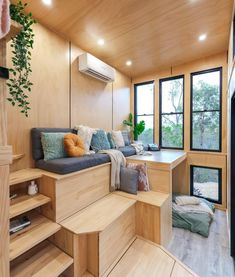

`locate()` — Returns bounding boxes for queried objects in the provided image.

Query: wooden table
[127,150,186,193]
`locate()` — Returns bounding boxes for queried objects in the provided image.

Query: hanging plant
[7,1,36,117]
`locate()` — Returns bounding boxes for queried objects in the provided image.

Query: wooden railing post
[0,38,12,277]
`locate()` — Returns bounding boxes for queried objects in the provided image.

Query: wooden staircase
[8,167,198,277]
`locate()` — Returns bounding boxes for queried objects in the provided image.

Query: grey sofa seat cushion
[31,128,75,160]
[35,153,111,174]
[118,146,136,157]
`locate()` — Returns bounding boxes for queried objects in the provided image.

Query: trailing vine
[7,1,36,117]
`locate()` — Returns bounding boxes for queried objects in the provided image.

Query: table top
[127,150,186,170]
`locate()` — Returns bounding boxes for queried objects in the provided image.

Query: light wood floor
[167,210,235,277]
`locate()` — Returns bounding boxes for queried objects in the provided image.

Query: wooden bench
[114,190,172,247]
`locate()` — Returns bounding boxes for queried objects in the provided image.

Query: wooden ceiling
[11,0,233,78]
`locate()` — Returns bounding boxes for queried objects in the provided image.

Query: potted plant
[123,113,145,142]
[7,1,36,117]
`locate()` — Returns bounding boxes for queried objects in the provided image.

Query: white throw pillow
[175,195,200,206]
[111,130,125,148]
[74,125,96,153]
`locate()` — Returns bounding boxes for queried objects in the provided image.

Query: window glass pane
[161,114,183,148]
[161,77,183,113]
[192,111,220,150]
[136,83,154,115]
[192,166,221,203]
[192,70,220,111]
[137,115,153,145]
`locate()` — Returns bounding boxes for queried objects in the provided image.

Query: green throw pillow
[41,132,67,161]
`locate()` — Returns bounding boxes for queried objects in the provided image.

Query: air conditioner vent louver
[78,53,115,83]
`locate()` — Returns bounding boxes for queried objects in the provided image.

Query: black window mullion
[190,67,222,152]
[134,81,155,144]
[159,75,184,149]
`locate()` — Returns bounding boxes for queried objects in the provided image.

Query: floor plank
[167,210,235,277]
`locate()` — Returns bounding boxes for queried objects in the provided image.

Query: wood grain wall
[6,23,131,171]
[131,52,228,209]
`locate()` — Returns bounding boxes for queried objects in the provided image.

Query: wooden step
[10,168,43,186]
[10,211,61,261]
[114,190,170,207]
[60,194,136,234]
[108,238,198,277]
[12,154,24,161]
[10,241,73,277]
[10,194,51,219]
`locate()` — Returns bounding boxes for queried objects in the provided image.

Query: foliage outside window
[134,81,154,145]
[191,68,222,151]
[190,166,222,204]
[159,75,184,149]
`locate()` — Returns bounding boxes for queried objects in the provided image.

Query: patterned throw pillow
[120,166,138,195]
[111,130,125,147]
[74,125,97,153]
[90,129,111,152]
[107,132,116,149]
[121,130,131,146]
[41,132,67,161]
[127,163,150,191]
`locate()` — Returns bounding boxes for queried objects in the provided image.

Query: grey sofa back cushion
[31,128,75,160]
[120,166,138,195]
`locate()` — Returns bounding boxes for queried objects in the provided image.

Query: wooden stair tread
[61,194,136,234]
[114,190,170,207]
[10,211,61,261]
[10,194,51,219]
[82,272,94,277]
[109,238,198,277]
[10,168,43,186]
[12,154,24,161]
[10,241,73,277]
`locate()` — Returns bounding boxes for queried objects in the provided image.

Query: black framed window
[159,75,184,149]
[134,81,154,144]
[190,67,222,151]
[190,165,222,204]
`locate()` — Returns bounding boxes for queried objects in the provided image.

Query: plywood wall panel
[113,70,131,130]
[70,44,113,130]
[7,24,70,170]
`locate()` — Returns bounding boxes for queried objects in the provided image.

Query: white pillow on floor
[175,195,200,206]
[111,130,125,148]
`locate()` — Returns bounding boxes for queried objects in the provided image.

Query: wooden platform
[61,194,136,234]
[109,238,198,277]
[114,190,172,246]
[10,211,61,261]
[127,151,186,194]
[128,150,186,170]
[114,190,169,206]
[10,241,73,277]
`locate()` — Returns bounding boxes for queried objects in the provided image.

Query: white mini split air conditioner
[78,53,115,83]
